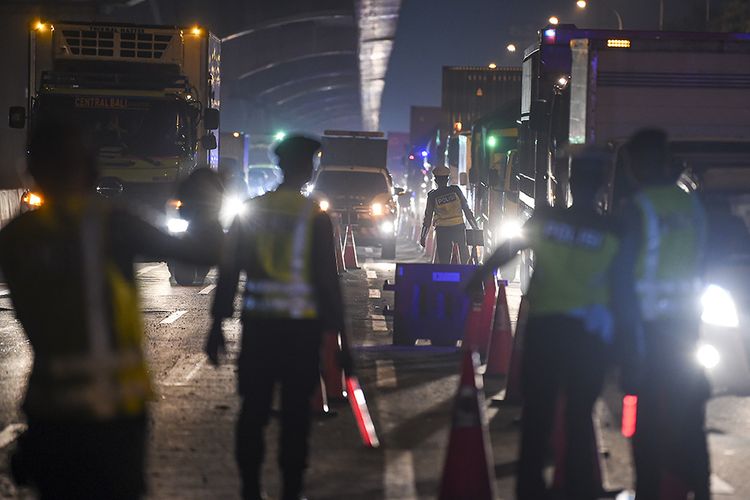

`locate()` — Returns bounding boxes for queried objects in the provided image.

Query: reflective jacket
[525,208,621,317]
[0,200,152,420]
[242,190,319,320]
[633,185,706,321]
[423,186,474,227]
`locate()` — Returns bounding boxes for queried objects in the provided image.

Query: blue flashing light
[544,28,556,43]
[421,150,429,158]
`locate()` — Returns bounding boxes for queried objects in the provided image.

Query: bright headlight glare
[319,199,330,211]
[221,197,246,219]
[371,202,384,216]
[696,343,720,369]
[167,218,189,234]
[701,284,739,328]
[499,219,523,240]
[380,221,394,234]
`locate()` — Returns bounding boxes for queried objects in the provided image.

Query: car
[310,165,399,259]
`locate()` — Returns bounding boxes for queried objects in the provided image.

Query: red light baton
[346,376,380,448]
[621,394,638,438]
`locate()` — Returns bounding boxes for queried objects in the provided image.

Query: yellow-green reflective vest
[526,213,620,317]
[19,201,152,420]
[243,190,319,320]
[432,188,465,226]
[634,185,706,320]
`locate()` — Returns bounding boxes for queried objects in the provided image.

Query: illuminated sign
[73,97,149,110]
[607,39,631,48]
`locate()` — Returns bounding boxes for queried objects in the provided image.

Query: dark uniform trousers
[633,318,711,500]
[517,315,608,500]
[236,319,322,499]
[435,224,468,264]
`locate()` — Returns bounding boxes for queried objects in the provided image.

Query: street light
[548,16,560,25]
[506,43,517,53]
[488,62,498,69]
[576,0,623,30]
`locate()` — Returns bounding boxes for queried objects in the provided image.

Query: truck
[310,130,400,259]
[509,25,750,288]
[10,20,221,217]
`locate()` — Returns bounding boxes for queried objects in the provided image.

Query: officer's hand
[205,321,226,366]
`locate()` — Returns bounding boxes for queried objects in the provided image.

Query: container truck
[10,20,221,216]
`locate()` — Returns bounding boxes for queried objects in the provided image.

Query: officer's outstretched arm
[466,239,527,292]
[420,193,435,247]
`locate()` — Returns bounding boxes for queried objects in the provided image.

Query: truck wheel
[381,238,397,260]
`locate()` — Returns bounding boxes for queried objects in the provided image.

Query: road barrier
[438,350,496,500]
[390,263,477,346]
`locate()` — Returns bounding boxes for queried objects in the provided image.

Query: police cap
[273,135,321,164]
[432,165,450,177]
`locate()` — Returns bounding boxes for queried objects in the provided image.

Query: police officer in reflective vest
[468,148,640,500]
[623,129,710,500]
[420,165,478,263]
[0,121,222,499]
[207,135,348,500]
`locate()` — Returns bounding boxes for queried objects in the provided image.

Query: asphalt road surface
[0,237,748,499]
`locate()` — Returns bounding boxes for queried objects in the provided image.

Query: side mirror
[394,187,405,195]
[459,172,468,186]
[201,133,217,150]
[204,108,220,131]
[9,106,26,129]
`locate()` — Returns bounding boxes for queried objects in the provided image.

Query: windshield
[36,94,192,157]
[314,170,389,198]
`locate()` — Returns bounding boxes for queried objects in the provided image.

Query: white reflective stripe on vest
[79,205,121,418]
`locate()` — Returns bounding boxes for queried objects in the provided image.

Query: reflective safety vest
[242,190,319,320]
[430,187,465,227]
[525,212,620,317]
[20,201,152,420]
[634,185,706,321]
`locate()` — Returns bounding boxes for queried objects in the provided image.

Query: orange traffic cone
[424,227,435,261]
[438,351,496,500]
[498,295,529,405]
[462,277,497,360]
[450,242,460,264]
[333,223,346,275]
[321,332,346,401]
[485,280,513,377]
[343,225,360,270]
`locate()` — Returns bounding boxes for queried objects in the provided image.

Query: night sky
[379,0,716,132]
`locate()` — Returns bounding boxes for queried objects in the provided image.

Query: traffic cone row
[321,332,346,401]
[333,223,346,275]
[343,225,360,270]
[462,277,497,360]
[501,295,529,404]
[438,350,496,500]
[484,281,513,377]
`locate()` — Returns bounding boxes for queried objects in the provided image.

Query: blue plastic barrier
[389,263,478,346]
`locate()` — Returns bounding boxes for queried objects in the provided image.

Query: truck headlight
[696,343,720,369]
[371,202,384,216]
[701,284,739,328]
[319,199,330,211]
[380,220,394,234]
[21,191,44,209]
[167,217,189,234]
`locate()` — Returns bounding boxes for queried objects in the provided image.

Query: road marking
[372,319,389,332]
[384,450,418,500]
[364,247,374,255]
[711,474,735,495]
[369,289,382,299]
[0,423,27,449]
[161,354,207,386]
[198,284,216,295]
[376,360,397,389]
[371,314,386,321]
[0,288,9,297]
[366,270,378,279]
[137,263,163,276]
[160,310,187,324]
